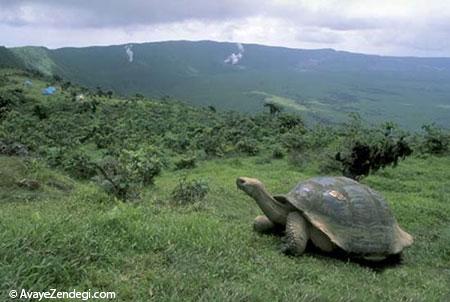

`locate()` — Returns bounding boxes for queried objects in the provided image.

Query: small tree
[264,102,282,116]
[94,146,164,200]
[335,119,413,180]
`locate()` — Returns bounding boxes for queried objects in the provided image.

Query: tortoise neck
[253,186,290,225]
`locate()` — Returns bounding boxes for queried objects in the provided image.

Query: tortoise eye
[236,178,246,186]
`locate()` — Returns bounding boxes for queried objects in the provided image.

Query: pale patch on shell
[328,190,346,201]
[295,184,313,195]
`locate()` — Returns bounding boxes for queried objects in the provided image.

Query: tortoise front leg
[253,215,277,234]
[282,212,310,256]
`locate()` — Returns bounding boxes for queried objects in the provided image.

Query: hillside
[0,68,450,301]
[0,47,24,69]
[9,41,450,129]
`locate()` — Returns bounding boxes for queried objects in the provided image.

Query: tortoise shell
[280,176,413,255]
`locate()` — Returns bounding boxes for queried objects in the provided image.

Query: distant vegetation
[7,40,450,129]
[1,69,448,200]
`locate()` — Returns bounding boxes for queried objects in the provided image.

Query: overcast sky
[1,0,450,57]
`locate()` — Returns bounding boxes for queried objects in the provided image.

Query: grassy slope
[10,47,57,76]
[1,154,449,302]
[0,47,25,70]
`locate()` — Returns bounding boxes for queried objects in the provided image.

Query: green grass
[1,155,449,301]
[249,91,309,112]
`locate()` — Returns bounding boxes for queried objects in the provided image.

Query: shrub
[306,125,337,150]
[418,123,449,155]
[335,120,413,179]
[44,147,65,168]
[236,138,259,156]
[163,132,190,153]
[277,113,305,132]
[171,176,209,205]
[33,105,49,120]
[194,127,225,157]
[264,102,283,116]
[272,145,285,159]
[287,152,309,169]
[118,146,163,185]
[0,92,14,117]
[63,151,96,179]
[174,156,197,170]
[318,152,343,174]
[281,126,308,152]
[93,156,132,201]
[94,146,164,200]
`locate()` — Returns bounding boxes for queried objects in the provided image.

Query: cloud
[124,45,133,62]
[237,42,244,53]
[0,0,263,28]
[1,0,450,56]
[296,27,344,44]
[224,43,245,65]
[224,52,242,65]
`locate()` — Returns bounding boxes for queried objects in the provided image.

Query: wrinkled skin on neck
[237,177,291,225]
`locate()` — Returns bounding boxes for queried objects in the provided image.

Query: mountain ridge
[10,39,450,59]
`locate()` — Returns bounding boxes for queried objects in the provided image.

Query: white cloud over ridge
[224,43,245,65]
[124,44,133,62]
[1,0,450,57]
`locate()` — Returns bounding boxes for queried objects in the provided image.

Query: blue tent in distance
[41,86,56,95]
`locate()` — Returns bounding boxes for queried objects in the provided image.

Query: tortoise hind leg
[282,212,310,256]
[310,227,335,252]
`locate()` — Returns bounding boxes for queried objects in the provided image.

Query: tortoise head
[237,176,290,225]
[236,177,265,199]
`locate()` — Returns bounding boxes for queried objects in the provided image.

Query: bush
[236,138,259,156]
[281,126,308,152]
[163,132,190,152]
[305,125,337,150]
[276,113,304,132]
[0,89,25,115]
[335,120,413,179]
[271,145,285,159]
[44,147,65,168]
[0,92,14,117]
[174,156,197,170]
[94,146,164,200]
[194,127,225,157]
[63,151,96,179]
[171,176,209,204]
[418,123,449,155]
[118,146,164,185]
[318,152,342,174]
[33,105,49,120]
[94,156,132,200]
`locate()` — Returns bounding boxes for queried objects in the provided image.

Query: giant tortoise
[237,176,413,260]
